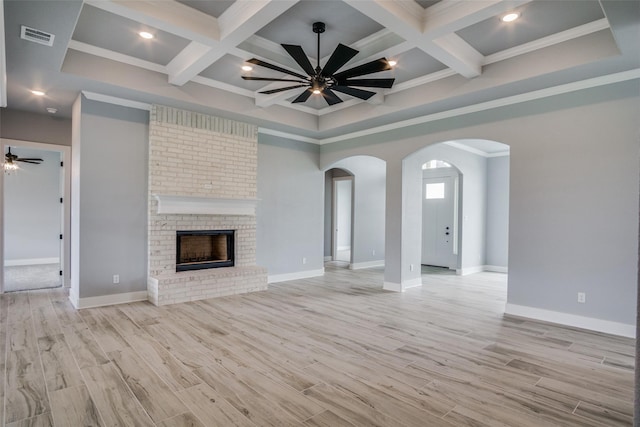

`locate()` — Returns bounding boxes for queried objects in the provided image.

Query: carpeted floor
[3,263,61,292]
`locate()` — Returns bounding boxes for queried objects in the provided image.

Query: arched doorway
[323,156,386,270]
[403,139,510,281]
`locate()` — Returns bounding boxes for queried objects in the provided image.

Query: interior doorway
[333,176,353,263]
[1,139,71,292]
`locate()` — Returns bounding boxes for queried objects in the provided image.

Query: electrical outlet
[372,249,376,256]
[113,274,120,284]
[410,264,414,272]
[302,257,307,265]
[578,292,586,303]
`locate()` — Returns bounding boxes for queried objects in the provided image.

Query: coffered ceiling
[1,0,639,141]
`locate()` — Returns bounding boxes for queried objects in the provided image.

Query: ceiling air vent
[20,25,55,47]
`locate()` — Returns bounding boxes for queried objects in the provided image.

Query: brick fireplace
[147,105,267,306]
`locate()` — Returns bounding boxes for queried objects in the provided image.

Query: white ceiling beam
[68,40,166,74]
[86,0,219,43]
[423,0,532,37]
[344,0,482,78]
[431,33,483,76]
[168,0,299,86]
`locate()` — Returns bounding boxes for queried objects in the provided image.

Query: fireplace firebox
[176,230,235,271]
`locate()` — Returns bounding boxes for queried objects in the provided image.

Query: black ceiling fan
[242,22,395,106]
[5,147,43,165]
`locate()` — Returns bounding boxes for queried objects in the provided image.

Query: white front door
[422,177,454,267]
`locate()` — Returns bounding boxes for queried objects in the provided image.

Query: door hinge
[59,270,63,276]
[59,234,63,240]
[60,197,63,203]
[60,161,63,167]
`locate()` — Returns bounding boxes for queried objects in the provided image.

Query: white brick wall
[148,105,266,306]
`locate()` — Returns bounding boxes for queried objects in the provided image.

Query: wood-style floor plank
[36,334,84,391]
[0,265,634,426]
[108,348,188,423]
[5,413,54,427]
[49,385,102,427]
[81,363,155,427]
[177,384,258,427]
[156,413,205,427]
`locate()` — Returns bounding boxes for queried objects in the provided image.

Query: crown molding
[258,127,320,145]
[317,69,640,145]
[82,91,152,111]
[483,19,610,66]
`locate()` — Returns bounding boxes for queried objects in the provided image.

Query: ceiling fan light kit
[4,147,43,174]
[242,21,395,105]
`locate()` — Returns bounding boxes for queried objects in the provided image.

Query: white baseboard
[324,256,332,261]
[456,265,484,276]
[349,260,385,270]
[484,265,508,273]
[383,277,422,292]
[505,303,636,338]
[69,291,148,310]
[268,268,324,284]
[455,265,508,275]
[5,257,60,267]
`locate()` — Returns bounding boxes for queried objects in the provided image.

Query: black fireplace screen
[176,230,234,271]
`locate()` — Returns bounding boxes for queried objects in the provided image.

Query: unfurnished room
[0,0,639,426]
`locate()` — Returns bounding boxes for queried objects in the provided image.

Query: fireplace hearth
[176,230,234,271]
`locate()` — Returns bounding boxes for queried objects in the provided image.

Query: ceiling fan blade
[242,76,307,83]
[331,86,376,100]
[16,158,43,162]
[292,89,313,104]
[338,78,395,88]
[258,85,308,95]
[333,58,392,80]
[282,44,315,76]
[17,160,41,164]
[246,58,309,80]
[321,43,358,77]
[322,88,343,106]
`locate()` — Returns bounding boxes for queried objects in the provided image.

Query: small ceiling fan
[242,22,395,106]
[5,147,43,166]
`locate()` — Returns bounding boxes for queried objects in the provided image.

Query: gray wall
[326,156,386,266]
[4,147,61,261]
[73,97,148,298]
[486,155,510,268]
[0,109,71,146]
[257,134,324,276]
[320,81,639,326]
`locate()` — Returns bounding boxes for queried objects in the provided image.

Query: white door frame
[421,166,461,270]
[0,138,72,292]
[332,176,353,263]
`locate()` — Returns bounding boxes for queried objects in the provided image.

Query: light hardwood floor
[0,264,634,426]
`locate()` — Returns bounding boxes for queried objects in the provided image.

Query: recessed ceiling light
[46,107,57,114]
[30,90,45,96]
[501,12,519,22]
[139,31,154,39]
[312,89,321,95]
[388,60,397,67]
[241,65,253,71]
